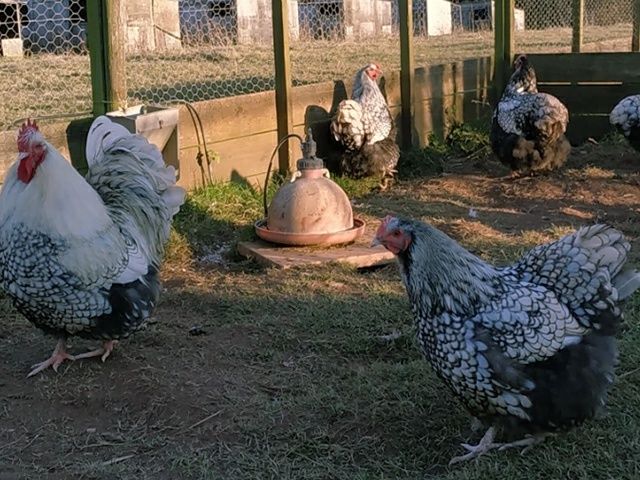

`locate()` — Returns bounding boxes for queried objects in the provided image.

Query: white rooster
[0,117,185,377]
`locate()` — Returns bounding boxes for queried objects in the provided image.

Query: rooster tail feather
[86,116,132,168]
[85,116,185,272]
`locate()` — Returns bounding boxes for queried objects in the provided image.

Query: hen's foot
[497,432,552,455]
[449,426,499,465]
[27,339,75,378]
[74,340,119,363]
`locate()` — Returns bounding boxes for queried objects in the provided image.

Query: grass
[1,130,640,479]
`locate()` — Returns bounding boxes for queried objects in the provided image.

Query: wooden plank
[566,114,611,144]
[105,0,127,111]
[399,0,415,149]
[178,130,279,190]
[633,0,640,52]
[572,0,584,53]
[237,240,395,269]
[178,91,276,147]
[523,53,640,83]
[272,0,294,173]
[541,84,639,114]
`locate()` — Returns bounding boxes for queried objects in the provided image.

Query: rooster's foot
[497,432,552,455]
[74,340,119,363]
[449,426,499,465]
[27,338,75,377]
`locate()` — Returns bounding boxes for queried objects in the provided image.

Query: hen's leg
[74,340,118,363]
[449,426,499,465]
[27,338,75,377]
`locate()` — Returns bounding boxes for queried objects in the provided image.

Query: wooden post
[399,0,414,150]
[272,0,294,173]
[87,0,127,115]
[504,0,514,67]
[572,0,584,53]
[633,0,640,52]
[493,0,505,97]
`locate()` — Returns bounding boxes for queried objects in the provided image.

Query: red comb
[17,119,39,153]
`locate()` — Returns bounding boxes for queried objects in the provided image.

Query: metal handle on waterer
[262,129,323,217]
[262,133,304,218]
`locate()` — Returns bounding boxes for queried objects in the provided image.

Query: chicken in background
[0,117,185,377]
[491,55,571,175]
[329,63,400,189]
[610,94,640,150]
[374,215,639,464]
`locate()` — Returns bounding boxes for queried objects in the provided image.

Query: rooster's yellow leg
[27,338,76,378]
[74,340,118,363]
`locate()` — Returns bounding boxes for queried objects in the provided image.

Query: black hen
[491,55,571,175]
[374,216,639,464]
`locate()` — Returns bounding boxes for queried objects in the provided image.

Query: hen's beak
[370,236,382,248]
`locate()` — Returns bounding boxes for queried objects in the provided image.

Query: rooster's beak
[370,237,382,248]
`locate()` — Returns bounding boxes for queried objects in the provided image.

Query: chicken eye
[392,230,402,237]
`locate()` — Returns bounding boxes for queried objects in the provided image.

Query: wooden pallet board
[237,239,395,269]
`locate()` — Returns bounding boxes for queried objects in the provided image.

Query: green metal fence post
[86,0,127,115]
[399,0,414,150]
[272,0,294,173]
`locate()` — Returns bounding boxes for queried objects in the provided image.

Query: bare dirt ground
[0,142,639,479]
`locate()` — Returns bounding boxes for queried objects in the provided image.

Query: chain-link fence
[125,0,274,108]
[3,1,639,153]
[514,0,635,53]
[0,0,91,131]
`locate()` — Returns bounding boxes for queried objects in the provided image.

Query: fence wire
[0,0,91,131]
[515,0,635,53]
[126,0,274,108]
[583,0,633,51]
[3,0,638,134]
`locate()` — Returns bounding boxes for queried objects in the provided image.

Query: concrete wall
[427,0,452,36]
[125,0,181,52]
[344,0,393,38]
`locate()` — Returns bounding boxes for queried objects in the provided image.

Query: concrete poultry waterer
[255,130,365,246]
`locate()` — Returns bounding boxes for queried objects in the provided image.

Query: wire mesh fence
[0,0,91,131]
[125,0,275,109]
[583,0,633,51]
[514,0,635,54]
[2,0,640,135]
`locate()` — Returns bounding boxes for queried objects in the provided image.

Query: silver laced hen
[610,95,640,151]
[330,63,400,189]
[491,55,571,175]
[374,216,639,465]
[0,117,185,377]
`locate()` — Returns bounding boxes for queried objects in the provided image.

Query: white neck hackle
[0,141,112,240]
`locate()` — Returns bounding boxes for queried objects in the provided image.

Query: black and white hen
[374,215,639,464]
[330,63,400,189]
[491,55,571,175]
[610,95,640,150]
